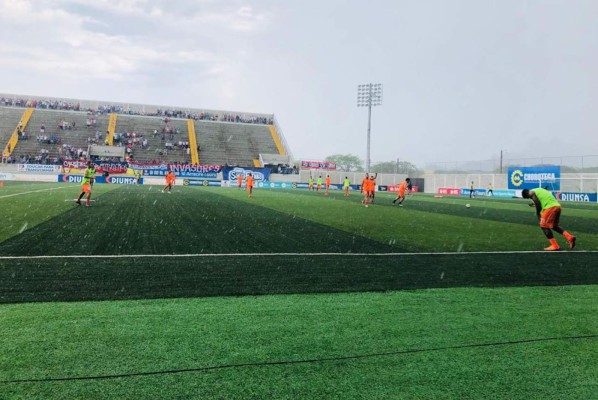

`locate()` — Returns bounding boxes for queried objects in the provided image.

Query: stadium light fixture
[357,83,383,173]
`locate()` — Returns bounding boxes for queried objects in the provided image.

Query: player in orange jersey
[362,176,373,207]
[246,173,254,198]
[392,178,411,206]
[369,173,378,203]
[360,173,368,196]
[324,175,331,196]
[162,169,175,193]
[237,174,243,189]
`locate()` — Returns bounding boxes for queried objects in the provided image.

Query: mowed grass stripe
[0,185,396,256]
[1,252,596,303]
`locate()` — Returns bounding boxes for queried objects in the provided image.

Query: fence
[425,155,598,173]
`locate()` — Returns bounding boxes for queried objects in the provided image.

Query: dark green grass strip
[2,334,595,384]
[1,252,596,303]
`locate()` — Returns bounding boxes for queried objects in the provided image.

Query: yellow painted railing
[106,113,118,145]
[269,125,286,155]
[187,119,199,164]
[2,108,34,159]
[253,159,261,167]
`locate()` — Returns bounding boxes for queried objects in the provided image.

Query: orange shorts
[540,206,561,229]
[82,183,92,194]
[398,189,405,197]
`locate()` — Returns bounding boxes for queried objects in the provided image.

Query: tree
[325,154,364,172]
[371,160,420,176]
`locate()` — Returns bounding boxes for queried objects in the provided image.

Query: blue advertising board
[222,167,271,182]
[554,192,597,203]
[183,179,222,187]
[460,189,516,198]
[58,175,142,185]
[508,166,561,190]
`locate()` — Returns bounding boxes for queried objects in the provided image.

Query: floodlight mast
[357,83,383,173]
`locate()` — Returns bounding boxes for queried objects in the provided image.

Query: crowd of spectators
[1,96,274,125]
[266,163,298,174]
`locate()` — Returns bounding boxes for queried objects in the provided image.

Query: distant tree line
[324,154,421,176]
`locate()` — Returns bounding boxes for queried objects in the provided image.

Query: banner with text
[508,166,561,190]
[223,167,270,182]
[554,192,597,203]
[300,160,337,170]
[141,164,221,178]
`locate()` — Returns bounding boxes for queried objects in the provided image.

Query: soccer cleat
[161,190,164,193]
[75,201,81,205]
[86,204,92,207]
[568,236,576,249]
[544,244,560,251]
[398,204,403,207]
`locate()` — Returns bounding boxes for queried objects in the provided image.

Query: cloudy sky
[1,0,597,169]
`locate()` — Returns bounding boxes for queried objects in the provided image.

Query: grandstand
[0,94,290,167]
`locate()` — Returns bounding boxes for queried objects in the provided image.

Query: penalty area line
[0,250,597,260]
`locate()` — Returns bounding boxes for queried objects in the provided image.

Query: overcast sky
[1,0,597,169]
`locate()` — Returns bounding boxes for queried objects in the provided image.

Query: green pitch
[0,182,597,399]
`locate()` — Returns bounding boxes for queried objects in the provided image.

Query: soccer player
[76,161,96,207]
[246,173,254,198]
[308,174,314,191]
[487,183,494,196]
[392,178,411,207]
[469,181,475,198]
[237,174,243,189]
[360,173,368,196]
[343,176,350,196]
[362,176,373,207]
[162,169,175,193]
[369,173,378,203]
[316,175,323,191]
[522,188,576,251]
[134,170,141,184]
[324,174,331,196]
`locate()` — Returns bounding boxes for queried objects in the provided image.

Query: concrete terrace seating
[12,108,110,163]
[196,121,278,167]
[0,107,28,149]
[111,115,188,164]
[3,106,282,166]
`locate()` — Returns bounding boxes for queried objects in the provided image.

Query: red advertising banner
[388,185,419,193]
[438,188,460,195]
[300,160,337,170]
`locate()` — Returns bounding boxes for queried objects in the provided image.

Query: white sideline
[0,186,69,199]
[0,251,595,260]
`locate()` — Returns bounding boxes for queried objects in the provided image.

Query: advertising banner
[183,179,223,187]
[437,188,461,195]
[554,192,597,203]
[58,175,142,185]
[63,160,129,174]
[508,166,561,190]
[388,185,419,193]
[300,160,337,170]
[18,164,62,173]
[140,164,221,178]
[222,167,270,182]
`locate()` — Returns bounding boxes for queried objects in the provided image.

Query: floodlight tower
[357,83,383,173]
